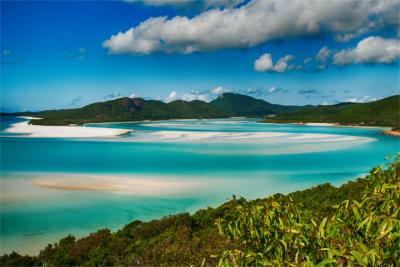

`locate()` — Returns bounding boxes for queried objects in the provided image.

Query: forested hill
[2,93,305,125]
[262,95,400,127]
[1,94,398,127]
[14,98,230,125]
[210,92,305,116]
[1,158,399,266]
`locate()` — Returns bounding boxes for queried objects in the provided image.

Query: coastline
[2,118,132,138]
[383,129,400,137]
[262,120,392,130]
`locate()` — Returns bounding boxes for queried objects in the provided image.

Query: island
[260,95,400,129]
[2,93,399,131]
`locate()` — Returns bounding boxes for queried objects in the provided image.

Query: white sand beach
[304,123,338,126]
[3,119,131,138]
[130,130,374,144]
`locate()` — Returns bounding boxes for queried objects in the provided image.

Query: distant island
[1,158,398,266]
[2,93,399,131]
[262,95,400,129]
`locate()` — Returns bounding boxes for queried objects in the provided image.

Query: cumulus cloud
[345,96,378,103]
[333,36,400,65]
[181,92,210,102]
[165,91,178,102]
[315,46,332,62]
[129,93,140,98]
[164,86,228,103]
[104,0,398,54]
[132,0,244,9]
[211,86,226,95]
[254,53,295,72]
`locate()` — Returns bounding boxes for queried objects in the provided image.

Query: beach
[3,118,131,138]
[383,129,400,137]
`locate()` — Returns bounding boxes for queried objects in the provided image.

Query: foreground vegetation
[1,156,399,266]
[263,95,400,127]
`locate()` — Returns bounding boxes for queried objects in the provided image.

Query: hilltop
[2,93,305,126]
[18,98,229,126]
[210,92,304,116]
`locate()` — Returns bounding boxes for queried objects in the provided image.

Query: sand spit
[31,174,204,196]
[3,120,131,138]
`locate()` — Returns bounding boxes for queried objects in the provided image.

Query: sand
[383,130,400,137]
[3,119,131,138]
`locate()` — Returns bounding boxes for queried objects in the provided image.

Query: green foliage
[217,158,400,266]
[263,95,400,127]
[1,158,398,266]
[2,94,398,127]
[210,93,303,117]
[27,97,229,125]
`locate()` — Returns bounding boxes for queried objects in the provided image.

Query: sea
[0,116,399,254]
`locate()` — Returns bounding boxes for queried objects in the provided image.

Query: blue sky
[1,0,399,111]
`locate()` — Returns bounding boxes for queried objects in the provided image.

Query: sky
[1,0,399,112]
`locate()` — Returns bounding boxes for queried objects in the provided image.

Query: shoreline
[382,129,400,137]
[262,120,391,130]
[2,118,132,138]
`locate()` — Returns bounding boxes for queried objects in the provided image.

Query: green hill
[24,97,229,125]
[210,93,304,116]
[3,94,398,127]
[263,95,400,127]
[1,158,399,266]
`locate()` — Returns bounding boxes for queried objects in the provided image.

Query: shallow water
[0,117,399,254]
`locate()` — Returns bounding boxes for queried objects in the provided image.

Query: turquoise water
[0,117,399,254]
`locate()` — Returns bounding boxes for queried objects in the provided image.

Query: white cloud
[182,92,210,102]
[165,90,178,102]
[333,36,400,65]
[254,53,294,72]
[164,87,228,103]
[104,0,398,54]
[254,54,273,71]
[130,93,140,98]
[345,96,378,103]
[211,86,226,95]
[315,46,331,62]
[303,57,312,64]
[126,0,244,9]
[267,86,276,93]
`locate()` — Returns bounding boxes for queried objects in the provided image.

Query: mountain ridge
[1,93,398,127]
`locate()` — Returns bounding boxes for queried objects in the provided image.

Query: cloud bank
[104,0,398,54]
